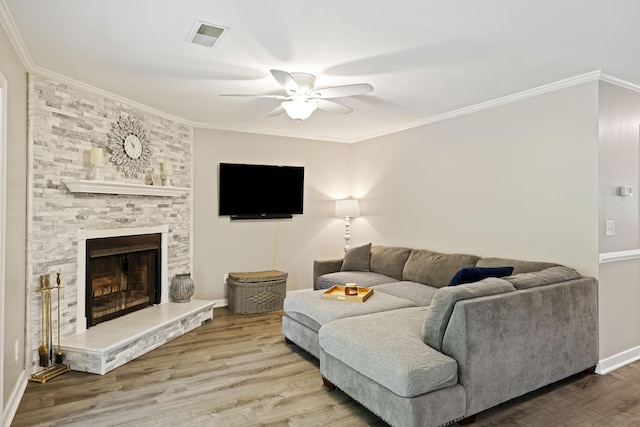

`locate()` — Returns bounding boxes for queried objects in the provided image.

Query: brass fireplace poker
[29,273,70,383]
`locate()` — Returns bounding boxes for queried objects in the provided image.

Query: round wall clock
[107,115,153,177]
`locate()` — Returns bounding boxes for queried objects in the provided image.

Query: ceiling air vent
[187,20,229,48]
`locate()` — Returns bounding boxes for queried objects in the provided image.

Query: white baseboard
[213,288,313,310]
[596,345,640,374]
[286,288,314,294]
[3,368,27,427]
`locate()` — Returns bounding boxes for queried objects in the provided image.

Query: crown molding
[600,72,640,93]
[191,120,354,143]
[31,66,193,126]
[2,3,638,146]
[353,70,605,143]
[0,0,34,70]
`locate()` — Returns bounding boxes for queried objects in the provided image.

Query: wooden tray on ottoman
[321,285,373,302]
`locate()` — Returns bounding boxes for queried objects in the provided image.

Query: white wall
[597,81,640,364]
[193,129,351,300]
[0,18,27,424]
[349,82,601,279]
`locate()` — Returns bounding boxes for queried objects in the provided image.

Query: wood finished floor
[12,307,640,427]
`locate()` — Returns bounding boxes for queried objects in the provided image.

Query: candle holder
[90,165,104,181]
[161,160,173,186]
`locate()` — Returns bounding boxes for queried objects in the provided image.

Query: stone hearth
[62,300,214,375]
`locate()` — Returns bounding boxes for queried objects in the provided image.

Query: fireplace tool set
[29,272,70,383]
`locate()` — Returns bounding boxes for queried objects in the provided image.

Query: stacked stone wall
[28,74,193,369]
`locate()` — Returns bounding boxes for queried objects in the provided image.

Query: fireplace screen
[86,233,161,328]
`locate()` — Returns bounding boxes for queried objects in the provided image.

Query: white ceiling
[4,0,640,142]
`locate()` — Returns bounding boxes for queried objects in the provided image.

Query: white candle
[162,160,173,175]
[89,148,104,166]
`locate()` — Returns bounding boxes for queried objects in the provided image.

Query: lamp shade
[282,99,317,121]
[335,199,360,217]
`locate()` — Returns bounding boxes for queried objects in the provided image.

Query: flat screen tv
[219,163,304,219]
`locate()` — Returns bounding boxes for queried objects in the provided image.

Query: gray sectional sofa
[282,244,598,427]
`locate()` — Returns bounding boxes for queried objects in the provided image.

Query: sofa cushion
[340,243,371,272]
[504,266,582,290]
[319,307,459,398]
[476,257,558,274]
[316,271,397,290]
[283,289,417,332]
[403,250,480,288]
[373,281,438,307]
[370,246,412,280]
[423,277,516,351]
[449,266,514,286]
[401,249,437,283]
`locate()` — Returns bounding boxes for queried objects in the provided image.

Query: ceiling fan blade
[220,94,288,99]
[268,105,286,116]
[313,99,353,114]
[311,83,373,99]
[289,72,317,94]
[270,69,300,94]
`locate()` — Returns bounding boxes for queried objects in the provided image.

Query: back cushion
[403,250,480,288]
[340,243,371,272]
[476,257,558,275]
[504,266,581,290]
[369,246,412,280]
[422,278,516,351]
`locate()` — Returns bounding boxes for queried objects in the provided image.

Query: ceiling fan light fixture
[282,99,317,121]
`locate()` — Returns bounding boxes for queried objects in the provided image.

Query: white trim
[0,8,613,145]
[598,249,640,264]
[213,288,312,309]
[193,71,606,144]
[31,66,191,126]
[2,369,27,427]
[596,345,640,374]
[0,70,7,426]
[287,288,314,294]
[0,1,34,70]
[600,72,640,93]
[353,71,604,143]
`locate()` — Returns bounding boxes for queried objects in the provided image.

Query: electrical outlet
[605,220,615,237]
[224,273,229,284]
[14,340,19,362]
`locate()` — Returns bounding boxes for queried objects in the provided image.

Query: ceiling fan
[221,69,374,121]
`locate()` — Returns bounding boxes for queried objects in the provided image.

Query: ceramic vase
[170,273,195,303]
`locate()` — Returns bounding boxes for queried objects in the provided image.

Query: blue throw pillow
[448,266,514,286]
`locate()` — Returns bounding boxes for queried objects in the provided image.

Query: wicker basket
[227,270,288,314]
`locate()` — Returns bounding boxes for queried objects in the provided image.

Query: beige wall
[597,81,640,361]
[349,82,601,278]
[1,20,27,417]
[193,129,351,300]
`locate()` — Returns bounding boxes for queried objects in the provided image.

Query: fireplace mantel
[65,180,189,197]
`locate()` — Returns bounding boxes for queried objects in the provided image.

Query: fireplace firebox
[86,233,161,328]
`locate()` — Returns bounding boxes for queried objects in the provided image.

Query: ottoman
[282,289,417,358]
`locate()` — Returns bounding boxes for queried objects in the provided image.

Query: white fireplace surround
[76,224,170,334]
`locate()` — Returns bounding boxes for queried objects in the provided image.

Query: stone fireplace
[27,73,197,372]
[86,232,161,328]
[75,225,171,334]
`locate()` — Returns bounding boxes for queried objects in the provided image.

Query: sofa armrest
[313,258,344,290]
[441,277,598,417]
